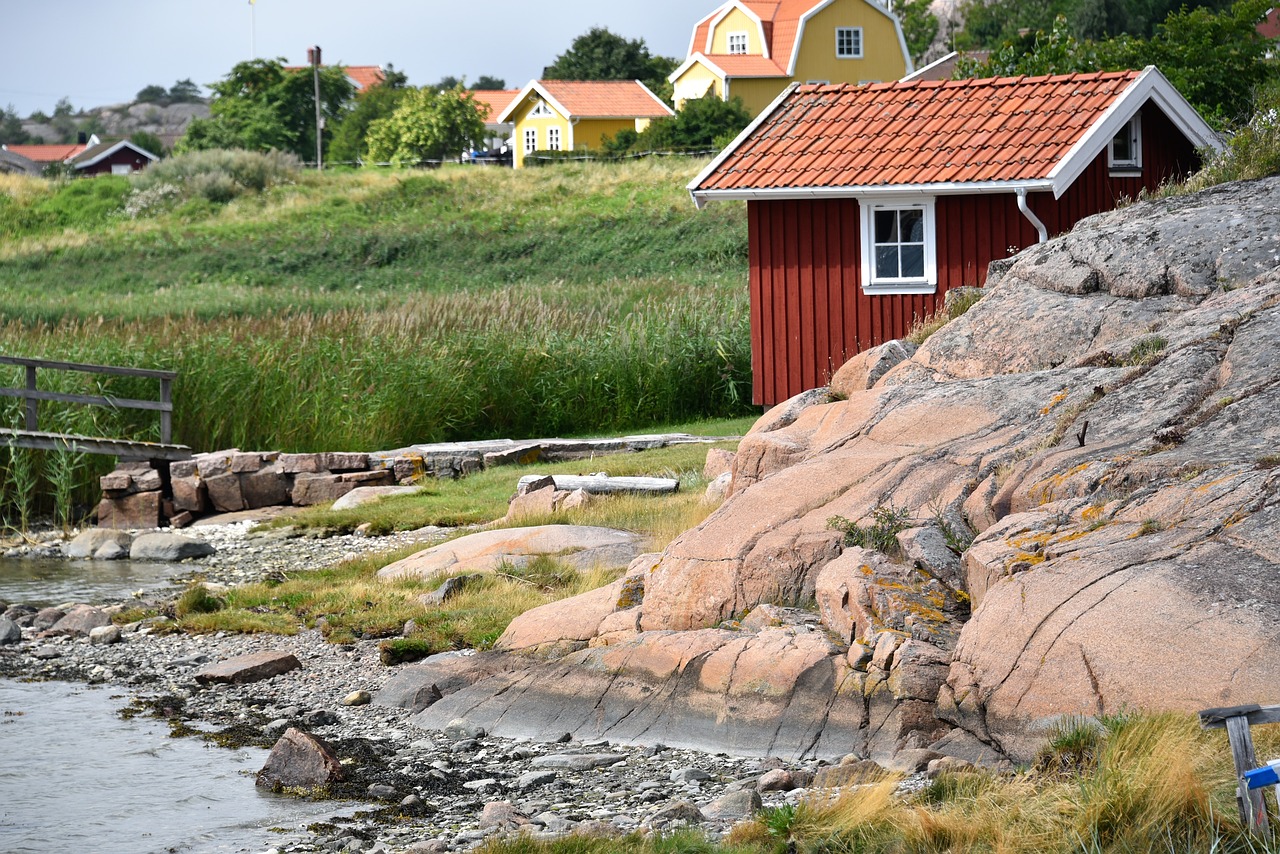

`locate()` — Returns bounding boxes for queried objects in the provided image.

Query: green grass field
[0,158,752,522]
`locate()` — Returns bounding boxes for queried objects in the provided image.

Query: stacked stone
[168,450,397,517]
[96,461,164,529]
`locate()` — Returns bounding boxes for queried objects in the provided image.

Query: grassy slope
[0,161,746,322]
[0,160,753,457]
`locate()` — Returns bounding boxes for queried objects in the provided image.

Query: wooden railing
[0,355,190,460]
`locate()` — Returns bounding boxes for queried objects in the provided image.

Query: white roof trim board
[690,66,1223,207]
[73,140,158,170]
[705,1,771,59]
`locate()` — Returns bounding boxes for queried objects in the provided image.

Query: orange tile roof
[694,71,1143,193]
[535,80,673,119]
[470,89,521,124]
[2,143,87,163]
[706,55,786,77]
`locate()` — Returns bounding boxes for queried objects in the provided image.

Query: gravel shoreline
[0,522,868,853]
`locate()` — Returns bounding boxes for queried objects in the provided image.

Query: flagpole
[250,0,256,58]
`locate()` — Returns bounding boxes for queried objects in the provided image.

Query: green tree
[633,95,752,152]
[431,75,463,91]
[899,0,941,64]
[129,130,166,158]
[956,15,1100,76]
[543,27,677,100]
[177,59,355,161]
[474,75,507,90]
[365,86,486,166]
[1098,0,1274,125]
[136,84,169,104]
[168,78,203,103]
[329,65,411,164]
[0,105,31,145]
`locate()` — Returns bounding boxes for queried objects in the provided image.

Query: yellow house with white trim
[497,80,675,168]
[670,0,912,116]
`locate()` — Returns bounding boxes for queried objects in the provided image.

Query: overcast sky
[0,0,697,117]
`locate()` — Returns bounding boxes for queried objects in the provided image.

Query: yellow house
[498,80,675,168]
[669,0,912,116]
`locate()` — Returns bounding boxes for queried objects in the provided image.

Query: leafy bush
[1184,78,1280,190]
[127,148,300,212]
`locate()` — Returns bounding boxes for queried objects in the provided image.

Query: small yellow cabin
[670,0,912,116]
[498,80,675,168]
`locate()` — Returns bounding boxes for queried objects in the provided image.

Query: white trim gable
[669,52,730,87]
[1046,66,1222,198]
[73,139,158,170]
[789,0,913,77]
[706,1,770,59]
[901,51,958,82]
[496,81,572,124]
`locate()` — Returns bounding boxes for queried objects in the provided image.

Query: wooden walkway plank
[0,427,192,461]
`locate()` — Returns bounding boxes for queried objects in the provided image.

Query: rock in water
[129,533,215,561]
[256,728,344,791]
[66,529,133,559]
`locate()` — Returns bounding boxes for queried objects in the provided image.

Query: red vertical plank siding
[783,201,802,398]
[748,204,766,408]
[798,203,817,391]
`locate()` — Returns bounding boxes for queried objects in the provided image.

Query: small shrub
[829,505,913,553]
[1135,518,1163,536]
[1124,336,1168,366]
[129,148,300,208]
[378,637,434,666]
[174,583,226,617]
[1037,715,1104,776]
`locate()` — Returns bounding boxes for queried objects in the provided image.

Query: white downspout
[1016,188,1048,244]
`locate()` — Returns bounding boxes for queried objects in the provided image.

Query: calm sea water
[0,678,356,854]
[0,556,181,607]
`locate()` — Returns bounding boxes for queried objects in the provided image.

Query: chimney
[77,131,88,145]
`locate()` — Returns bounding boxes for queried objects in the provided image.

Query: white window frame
[524,128,537,153]
[727,31,749,55]
[859,197,938,294]
[547,127,561,151]
[529,100,553,118]
[111,163,132,175]
[836,27,863,59]
[1108,113,1142,172]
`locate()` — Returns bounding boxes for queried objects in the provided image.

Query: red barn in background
[689,67,1221,406]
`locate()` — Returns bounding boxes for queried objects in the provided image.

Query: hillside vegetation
[0,159,751,459]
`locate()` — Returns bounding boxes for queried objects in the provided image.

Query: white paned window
[548,127,561,151]
[859,198,937,294]
[1108,114,1142,171]
[728,32,748,54]
[529,100,553,118]
[524,128,537,153]
[836,27,863,58]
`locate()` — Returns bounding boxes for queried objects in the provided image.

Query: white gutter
[693,178,1056,206]
[1016,188,1048,243]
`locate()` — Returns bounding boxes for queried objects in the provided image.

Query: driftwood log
[516,474,679,496]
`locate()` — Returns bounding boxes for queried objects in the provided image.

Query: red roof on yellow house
[470,89,521,124]
[686,0,881,78]
[497,80,674,123]
[690,67,1221,201]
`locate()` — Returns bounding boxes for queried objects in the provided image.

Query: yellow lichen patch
[859,564,874,576]
[1081,504,1106,523]
[1039,390,1071,415]
[1030,463,1093,504]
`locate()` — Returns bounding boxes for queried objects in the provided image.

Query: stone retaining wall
[96,435,736,530]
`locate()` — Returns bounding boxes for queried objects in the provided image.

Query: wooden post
[159,377,172,445]
[24,365,37,432]
[1226,714,1270,833]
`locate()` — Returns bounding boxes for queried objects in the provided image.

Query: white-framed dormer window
[836,27,863,58]
[524,128,537,153]
[1108,113,1142,172]
[728,32,749,54]
[859,198,937,294]
[548,127,561,151]
[529,100,553,118]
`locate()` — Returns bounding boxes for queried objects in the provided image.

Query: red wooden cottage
[688,67,1222,406]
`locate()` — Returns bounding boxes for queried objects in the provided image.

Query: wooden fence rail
[1200,702,1280,834]
[0,355,190,461]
